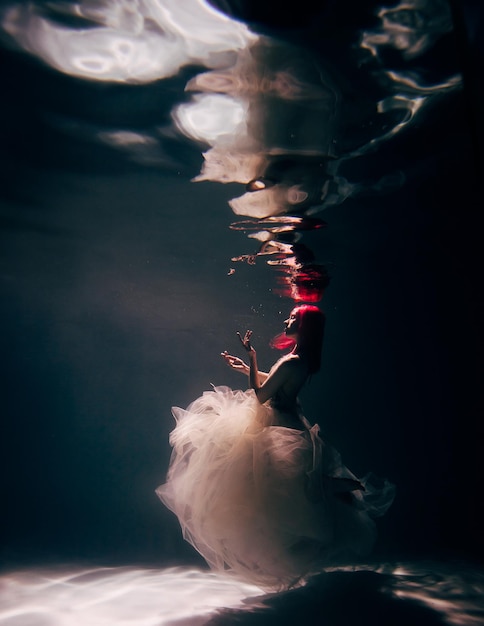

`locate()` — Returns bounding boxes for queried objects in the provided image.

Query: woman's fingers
[221,352,241,368]
[236,330,253,351]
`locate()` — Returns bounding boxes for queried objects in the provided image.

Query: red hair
[270,305,325,373]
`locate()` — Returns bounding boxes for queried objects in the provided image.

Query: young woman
[221,305,326,429]
[156,305,394,590]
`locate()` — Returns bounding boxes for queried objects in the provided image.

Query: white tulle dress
[156,385,394,589]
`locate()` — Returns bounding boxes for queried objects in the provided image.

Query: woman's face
[284,310,299,336]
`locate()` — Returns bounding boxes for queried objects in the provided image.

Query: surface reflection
[0,562,482,626]
[1,0,256,82]
[0,0,462,251]
[168,0,462,300]
[360,0,454,60]
[229,218,330,303]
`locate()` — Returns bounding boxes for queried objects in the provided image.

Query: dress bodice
[269,392,304,429]
[266,354,309,429]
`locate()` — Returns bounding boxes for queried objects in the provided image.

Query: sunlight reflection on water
[1,0,256,83]
[0,565,262,626]
[0,0,462,218]
[0,562,482,626]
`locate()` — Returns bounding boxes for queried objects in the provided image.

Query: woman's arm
[237,330,292,404]
[251,357,293,404]
[221,351,269,381]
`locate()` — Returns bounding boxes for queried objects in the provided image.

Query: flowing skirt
[156,386,394,589]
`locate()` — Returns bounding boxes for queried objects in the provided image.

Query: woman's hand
[237,330,255,355]
[221,330,255,375]
[221,351,249,374]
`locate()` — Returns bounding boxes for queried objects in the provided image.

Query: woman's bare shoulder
[268,354,307,380]
[278,354,306,371]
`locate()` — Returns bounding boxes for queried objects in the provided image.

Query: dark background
[0,0,482,575]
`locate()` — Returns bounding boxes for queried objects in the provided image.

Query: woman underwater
[156,305,394,589]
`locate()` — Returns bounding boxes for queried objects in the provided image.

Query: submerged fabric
[156,386,394,589]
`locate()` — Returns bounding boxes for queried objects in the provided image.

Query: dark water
[0,0,483,623]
